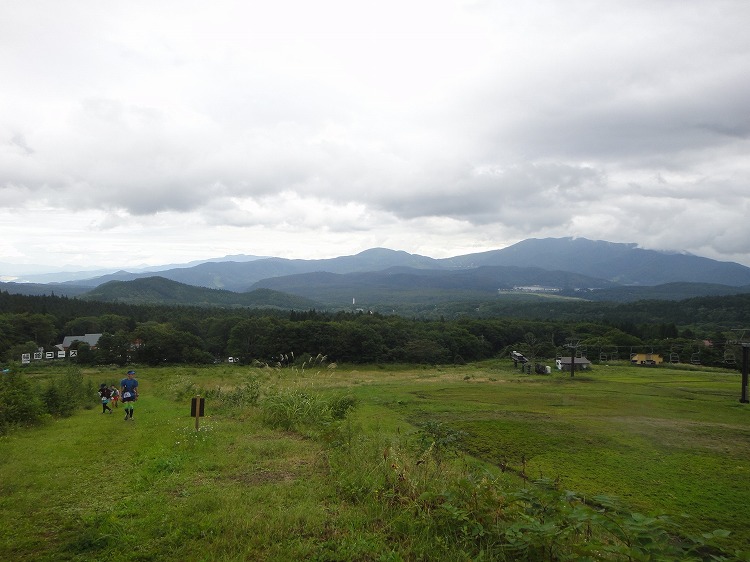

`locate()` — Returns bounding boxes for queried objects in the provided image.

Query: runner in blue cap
[120,370,139,420]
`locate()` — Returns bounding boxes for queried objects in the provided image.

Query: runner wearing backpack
[98,383,113,414]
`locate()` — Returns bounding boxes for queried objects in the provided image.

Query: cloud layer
[2,0,749,271]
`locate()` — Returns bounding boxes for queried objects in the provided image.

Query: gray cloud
[1,0,749,269]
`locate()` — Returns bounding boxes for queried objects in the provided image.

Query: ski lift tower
[564,339,581,378]
[727,329,750,404]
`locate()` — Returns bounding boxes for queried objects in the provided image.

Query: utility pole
[727,330,750,404]
[564,339,580,378]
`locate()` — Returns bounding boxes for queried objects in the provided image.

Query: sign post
[191,395,205,430]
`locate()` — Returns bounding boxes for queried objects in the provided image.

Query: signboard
[191,395,205,431]
[21,351,74,362]
[191,396,205,417]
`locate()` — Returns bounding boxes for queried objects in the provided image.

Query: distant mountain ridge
[438,238,750,286]
[58,237,750,291]
[3,239,750,306]
[58,248,440,290]
[7,254,268,284]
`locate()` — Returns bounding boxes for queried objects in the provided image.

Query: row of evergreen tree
[3,290,747,367]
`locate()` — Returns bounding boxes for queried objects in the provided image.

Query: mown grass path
[0,388,347,561]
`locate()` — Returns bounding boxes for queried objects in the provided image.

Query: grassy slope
[384,365,750,540]
[1,362,749,560]
[0,374,345,561]
[319,362,750,545]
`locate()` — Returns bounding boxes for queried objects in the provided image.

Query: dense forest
[2,290,749,368]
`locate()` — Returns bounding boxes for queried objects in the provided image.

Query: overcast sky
[2,0,749,276]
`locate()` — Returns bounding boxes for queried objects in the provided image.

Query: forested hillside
[3,289,749,368]
[82,276,319,308]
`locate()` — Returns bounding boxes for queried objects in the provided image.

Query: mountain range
[2,237,750,308]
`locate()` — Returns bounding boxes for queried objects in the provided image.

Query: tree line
[2,290,748,367]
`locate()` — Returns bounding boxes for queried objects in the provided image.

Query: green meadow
[1,361,749,560]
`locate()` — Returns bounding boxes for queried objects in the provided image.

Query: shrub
[222,378,262,408]
[42,383,68,417]
[261,388,357,432]
[415,420,466,465]
[0,372,43,433]
[205,378,261,409]
[41,367,93,417]
[328,393,358,420]
[261,389,332,431]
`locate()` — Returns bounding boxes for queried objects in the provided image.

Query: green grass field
[1,361,749,560]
